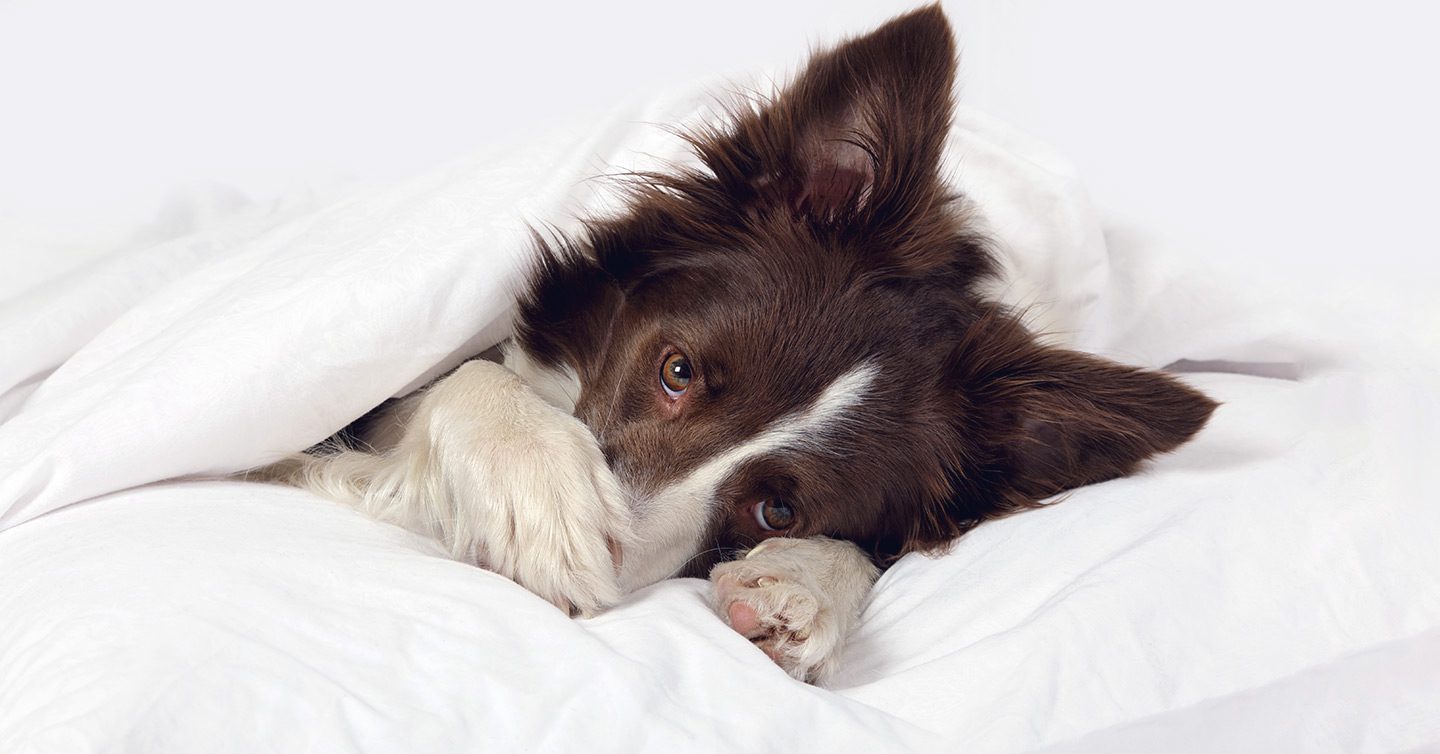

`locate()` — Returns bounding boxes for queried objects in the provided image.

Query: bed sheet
[2,367,1435,752]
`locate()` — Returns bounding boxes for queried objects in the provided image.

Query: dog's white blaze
[618,361,879,590]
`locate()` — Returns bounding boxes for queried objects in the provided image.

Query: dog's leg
[272,360,631,617]
[709,537,880,684]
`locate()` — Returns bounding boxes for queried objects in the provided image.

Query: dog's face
[514,7,1216,589]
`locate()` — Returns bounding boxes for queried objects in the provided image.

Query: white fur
[501,341,582,414]
[710,536,880,684]
[274,360,630,617]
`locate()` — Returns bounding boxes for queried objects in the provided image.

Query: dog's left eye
[660,352,692,398]
[754,500,795,531]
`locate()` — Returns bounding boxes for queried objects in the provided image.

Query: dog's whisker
[661,545,729,582]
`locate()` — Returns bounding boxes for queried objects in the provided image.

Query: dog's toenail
[757,576,777,587]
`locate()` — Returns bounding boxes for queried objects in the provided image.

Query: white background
[2,0,1437,299]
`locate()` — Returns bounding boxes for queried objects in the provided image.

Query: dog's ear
[700,6,957,228]
[910,311,1218,551]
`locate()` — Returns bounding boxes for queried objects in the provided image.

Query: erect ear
[699,5,957,226]
[931,312,1219,542]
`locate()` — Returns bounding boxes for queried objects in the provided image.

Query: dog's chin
[613,512,712,592]
[618,541,732,592]
[616,547,686,593]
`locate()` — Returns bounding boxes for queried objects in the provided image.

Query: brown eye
[753,500,795,532]
[660,352,692,398]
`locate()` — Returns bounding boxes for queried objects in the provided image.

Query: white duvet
[1,88,1437,753]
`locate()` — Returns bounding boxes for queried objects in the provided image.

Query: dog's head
[512,6,1216,589]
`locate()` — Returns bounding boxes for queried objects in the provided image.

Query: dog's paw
[709,537,879,684]
[368,360,632,618]
[450,361,633,617]
[470,420,630,618]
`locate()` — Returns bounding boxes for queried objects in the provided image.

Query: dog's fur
[266,6,1216,682]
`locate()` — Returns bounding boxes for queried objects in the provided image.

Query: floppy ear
[698,5,958,228]
[923,312,1219,546]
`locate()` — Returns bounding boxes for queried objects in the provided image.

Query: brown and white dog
[270,6,1216,683]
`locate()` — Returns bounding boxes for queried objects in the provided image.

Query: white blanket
[1,90,1436,752]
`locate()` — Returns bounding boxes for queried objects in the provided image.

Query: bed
[2,14,1437,753]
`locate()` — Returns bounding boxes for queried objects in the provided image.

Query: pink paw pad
[727,600,761,636]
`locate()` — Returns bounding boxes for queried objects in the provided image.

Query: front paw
[400,361,633,617]
[709,537,879,683]
[474,438,630,618]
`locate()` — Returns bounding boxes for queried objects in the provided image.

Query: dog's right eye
[754,500,795,531]
[660,352,692,398]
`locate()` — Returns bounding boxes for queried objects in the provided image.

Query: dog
[265,6,1216,683]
